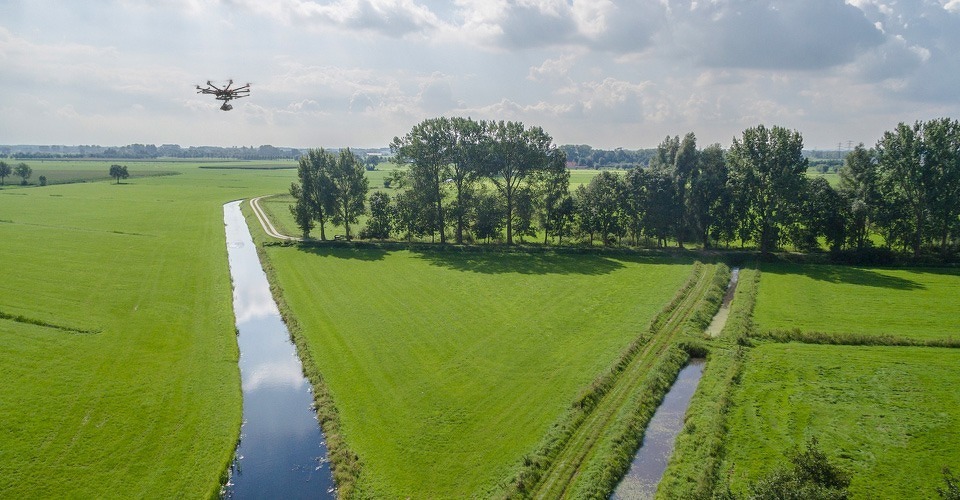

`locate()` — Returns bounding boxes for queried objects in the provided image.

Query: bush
[745,437,850,500]
[939,467,960,500]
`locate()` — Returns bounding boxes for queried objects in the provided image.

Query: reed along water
[223,201,335,499]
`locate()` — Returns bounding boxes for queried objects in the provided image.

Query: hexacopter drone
[196,80,250,111]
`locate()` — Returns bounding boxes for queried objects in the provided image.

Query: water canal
[223,201,335,499]
[611,359,705,499]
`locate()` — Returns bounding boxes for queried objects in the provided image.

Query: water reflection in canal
[223,201,335,499]
[611,359,706,500]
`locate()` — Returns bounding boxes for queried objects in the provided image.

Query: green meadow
[258,242,693,497]
[754,264,960,340]
[721,343,960,499]
[0,160,293,496]
[7,157,959,499]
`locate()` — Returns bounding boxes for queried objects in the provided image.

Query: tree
[673,132,699,247]
[38,175,47,186]
[791,177,847,252]
[532,151,572,244]
[747,437,851,500]
[580,171,625,245]
[643,167,678,248]
[574,184,599,245]
[363,191,392,240]
[109,164,129,184]
[391,117,454,243]
[688,143,729,248]
[289,149,336,240]
[876,122,929,256]
[727,125,808,253]
[623,166,648,246]
[448,117,486,244]
[14,162,32,185]
[472,189,505,243]
[392,190,430,241]
[920,118,960,256]
[838,144,879,251]
[0,161,11,186]
[482,121,557,244]
[328,149,369,240]
[289,182,314,238]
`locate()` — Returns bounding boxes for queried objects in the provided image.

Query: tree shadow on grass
[410,249,628,275]
[765,264,925,291]
[296,243,389,261]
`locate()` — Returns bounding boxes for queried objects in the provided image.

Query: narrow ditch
[611,267,740,499]
[706,267,740,338]
[610,359,705,499]
[222,201,335,499]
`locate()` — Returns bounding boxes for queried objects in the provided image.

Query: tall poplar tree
[328,148,369,240]
[727,125,808,253]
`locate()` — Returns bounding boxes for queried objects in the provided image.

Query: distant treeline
[4,143,841,166]
[289,116,960,261]
[1,144,389,161]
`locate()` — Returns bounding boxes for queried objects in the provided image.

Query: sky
[1,0,959,150]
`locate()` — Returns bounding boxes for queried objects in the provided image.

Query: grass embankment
[0,161,294,496]
[503,262,728,499]
[256,240,693,497]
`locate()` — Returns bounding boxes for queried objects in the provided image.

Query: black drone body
[196,80,250,111]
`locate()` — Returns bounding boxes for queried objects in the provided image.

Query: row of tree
[288,117,960,257]
[0,161,32,186]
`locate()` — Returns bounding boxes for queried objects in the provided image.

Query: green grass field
[0,160,294,496]
[260,244,693,497]
[721,343,960,499]
[754,264,960,341]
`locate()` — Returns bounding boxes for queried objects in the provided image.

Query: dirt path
[249,195,299,241]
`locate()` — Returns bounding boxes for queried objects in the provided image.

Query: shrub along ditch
[755,328,960,348]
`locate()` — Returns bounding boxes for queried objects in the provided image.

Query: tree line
[288,116,960,258]
[0,161,32,186]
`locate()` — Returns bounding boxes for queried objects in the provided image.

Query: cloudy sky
[1,0,959,149]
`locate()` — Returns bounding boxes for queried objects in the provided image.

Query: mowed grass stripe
[263,245,692,497]
[721,343,960,499]
[754,264,960,341]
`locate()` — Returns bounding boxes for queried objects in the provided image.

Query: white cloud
[527,54,578,81]
[229,0,447,38]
